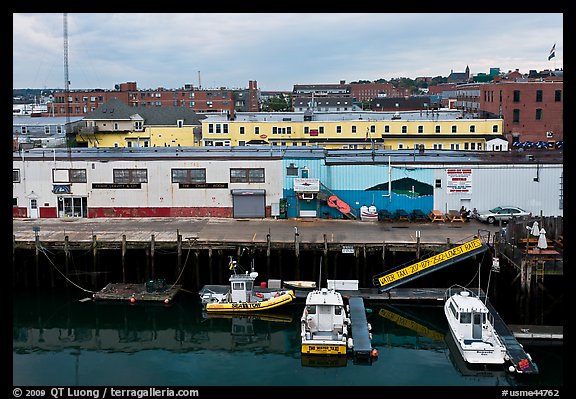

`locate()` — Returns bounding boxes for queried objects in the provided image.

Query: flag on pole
[548,43,556,61]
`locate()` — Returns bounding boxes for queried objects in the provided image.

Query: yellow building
[201,111,506,151]
[78,98,204,148]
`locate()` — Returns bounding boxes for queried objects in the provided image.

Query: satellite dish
[249,271,259,279]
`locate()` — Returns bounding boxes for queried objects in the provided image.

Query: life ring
[255,292,264,299]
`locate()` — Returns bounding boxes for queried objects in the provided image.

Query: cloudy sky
[13,13,563,92]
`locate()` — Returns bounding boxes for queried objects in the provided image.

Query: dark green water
[13,288,563,390]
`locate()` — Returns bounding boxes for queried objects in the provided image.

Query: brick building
[455,80,563,144]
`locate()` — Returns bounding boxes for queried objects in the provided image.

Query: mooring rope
[37,244,98,294]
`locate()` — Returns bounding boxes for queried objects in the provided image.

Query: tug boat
[199,259,294,313]
[444,285,508,365]
[300,287,351,355]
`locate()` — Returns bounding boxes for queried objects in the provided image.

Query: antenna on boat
[228,256,238,275]
[318,256,322,289]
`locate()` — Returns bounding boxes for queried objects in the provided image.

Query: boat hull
[205,290,294,313]
[443,286,507,365]
[446,326,506,364]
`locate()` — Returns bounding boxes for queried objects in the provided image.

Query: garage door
[231,189,266,218]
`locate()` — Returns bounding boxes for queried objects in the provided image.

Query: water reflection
[13,290,298,354]
[13,290,560,387]
[376,303,519,385]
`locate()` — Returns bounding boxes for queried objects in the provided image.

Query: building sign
[294,178,320,192]
[341,245,354,254]
[92,183,141,189]
[309,129,319,136]
[52,184,71,194]
[446,168,472,193]
[377,238,483,287]
[179,183,228,189]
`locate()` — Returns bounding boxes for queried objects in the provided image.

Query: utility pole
[63,13,72,148]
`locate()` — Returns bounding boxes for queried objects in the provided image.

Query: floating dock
[509,324,563,346]
[93,282,181,303]
[348,296,375,363]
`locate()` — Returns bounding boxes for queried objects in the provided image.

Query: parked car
[476,206,531,224]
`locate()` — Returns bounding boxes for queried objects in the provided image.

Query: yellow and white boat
[300,287,352,355]
[200,260,294,313]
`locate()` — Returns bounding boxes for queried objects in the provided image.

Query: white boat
[199,259,294,313]
[444,284,508,365]
[300,287,351,355]
[283,280,317,291]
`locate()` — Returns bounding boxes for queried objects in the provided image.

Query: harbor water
[13,287,563,390]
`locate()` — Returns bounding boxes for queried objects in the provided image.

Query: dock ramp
[373,237,488,292]
[483,297,539,374]
[348,296,374,363]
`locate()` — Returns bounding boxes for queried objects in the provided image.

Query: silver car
[476,206,530,224]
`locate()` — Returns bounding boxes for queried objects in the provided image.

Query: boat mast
[318,256,322,289]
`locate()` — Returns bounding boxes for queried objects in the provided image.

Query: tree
[262,94,291,112]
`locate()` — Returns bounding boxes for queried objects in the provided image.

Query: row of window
[13,168,265,184]
[511,89,562,103]
[512,109,549,122]
[19,126,64,134]
[207,124,500,135]
[202,140,484,150]
[53,95,104,103]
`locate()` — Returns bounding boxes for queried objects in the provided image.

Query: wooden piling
[92,235,98,286]
[266,233,271,279]
[150,234,155,280]
[35,233,39,288]
[295,231,300,258]
[176,232,182,280]
[208,248,214,284]
[12,235,16,287]
[64,235,70,276]
[194,249,201,291]
[121,235,126,283]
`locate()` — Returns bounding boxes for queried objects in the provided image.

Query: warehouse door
[231,189,266,218]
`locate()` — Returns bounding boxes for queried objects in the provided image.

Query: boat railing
[444,284,475,301]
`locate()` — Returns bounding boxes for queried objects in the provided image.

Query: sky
[13,13,563,92]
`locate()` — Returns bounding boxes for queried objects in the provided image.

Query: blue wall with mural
[282,158,434,219]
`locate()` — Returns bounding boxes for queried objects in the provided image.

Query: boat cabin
[303,288,347,339]
[446,291,491,342]
[229,272,257,303]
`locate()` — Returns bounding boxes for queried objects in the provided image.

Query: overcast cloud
[13,13,563,91]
